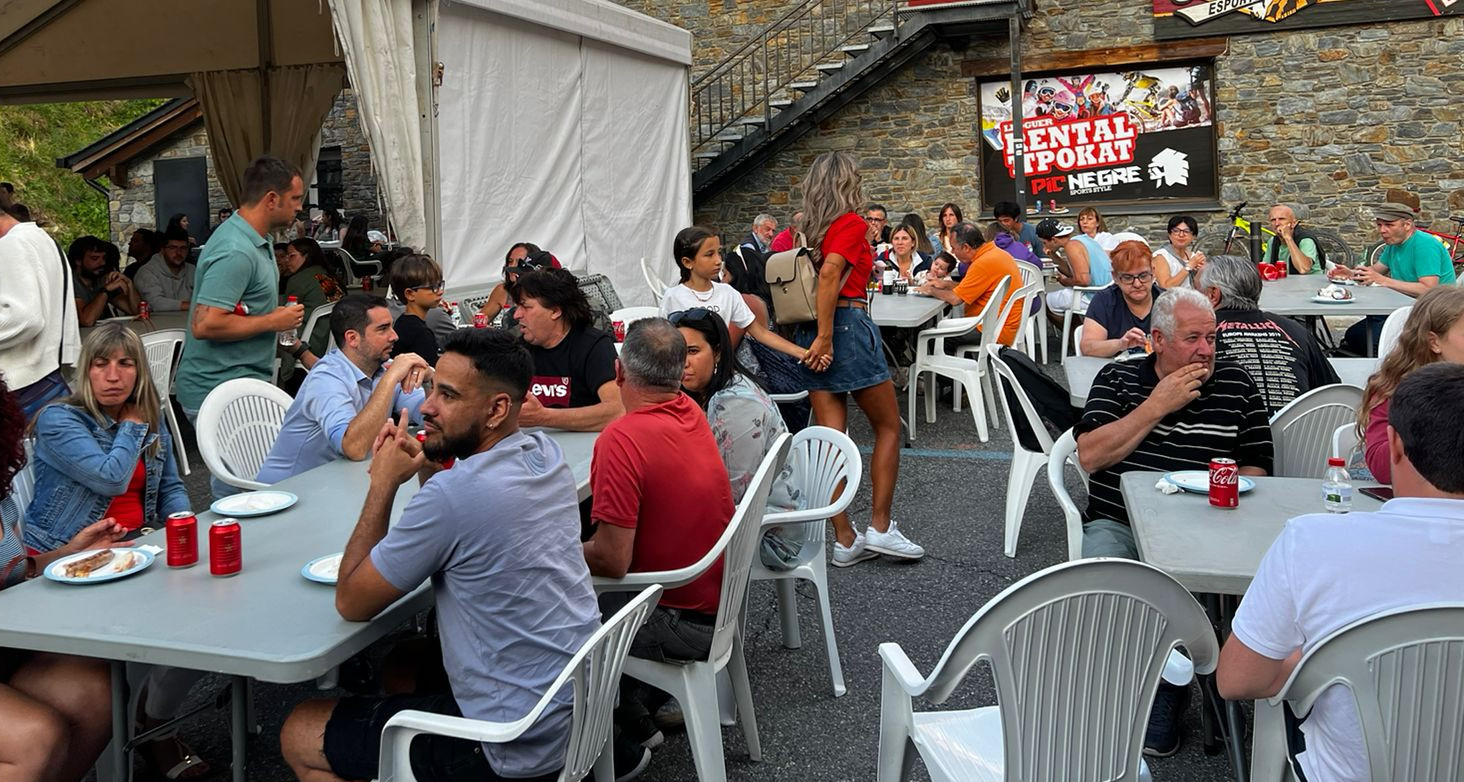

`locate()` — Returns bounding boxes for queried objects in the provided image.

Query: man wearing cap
[1035,218,1103,319]
[1340,203,1456,355]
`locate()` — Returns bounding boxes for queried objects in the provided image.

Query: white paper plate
[1310,295,1354,304]
[1162,471,1256,495]
[210,490,298,517]
[301,553,343,585]
[44,548,153,584]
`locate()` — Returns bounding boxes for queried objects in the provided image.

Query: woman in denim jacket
[22,323,213,779]
[24,322,189,552]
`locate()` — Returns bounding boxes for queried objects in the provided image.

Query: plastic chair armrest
[382,708,534,746]
[878,642,930,696]
[763,504,848,527]
[593,568,699,593]
[916,317,979,339]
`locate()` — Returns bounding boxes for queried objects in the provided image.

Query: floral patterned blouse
[706,374,806,569]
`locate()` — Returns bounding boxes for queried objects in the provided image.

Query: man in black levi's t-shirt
[1198,255,1339,415]
[513,268,622,431]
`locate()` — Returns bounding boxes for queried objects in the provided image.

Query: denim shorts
[793,306,891,393]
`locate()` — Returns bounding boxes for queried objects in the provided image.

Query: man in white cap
[1340,203,1456,354]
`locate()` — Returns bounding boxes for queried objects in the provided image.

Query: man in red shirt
[582,316,735,754]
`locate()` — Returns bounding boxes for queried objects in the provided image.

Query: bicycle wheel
[1308,227,1354,267]
[1364,242,1385,267]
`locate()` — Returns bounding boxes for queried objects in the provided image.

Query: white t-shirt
[1153,246,1185,278]
[658,282,755,329]
[1231,497,1464,782]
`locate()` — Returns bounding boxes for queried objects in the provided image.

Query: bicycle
[1216,202,1355,267]
[1363,211,1464,278]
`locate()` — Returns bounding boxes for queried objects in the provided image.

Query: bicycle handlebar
[1229,202,1247,221]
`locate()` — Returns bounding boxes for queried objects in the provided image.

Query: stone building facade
[615,0,1464,260]
[108,90,380,243]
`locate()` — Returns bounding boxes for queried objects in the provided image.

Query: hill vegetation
[1,99,165,240]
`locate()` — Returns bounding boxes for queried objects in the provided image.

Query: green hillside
[1,99,165,240]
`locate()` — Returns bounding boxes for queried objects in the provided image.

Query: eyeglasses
[1169,227,1194,236]
[407,281,445,293]
[668,308,715,326]
[1118,272,1153,285]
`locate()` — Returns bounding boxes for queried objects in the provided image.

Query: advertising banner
[1153,0,1461,41]
[978,64,1218,210]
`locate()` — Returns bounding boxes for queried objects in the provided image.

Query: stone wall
[614,0,1464,262]
[109,89,381,243]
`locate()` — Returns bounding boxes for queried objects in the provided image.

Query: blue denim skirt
[793,306,891,393]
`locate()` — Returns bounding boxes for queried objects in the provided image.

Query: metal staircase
[690,0,1029,203]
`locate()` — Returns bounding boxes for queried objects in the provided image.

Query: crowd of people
[2,145,1463,782]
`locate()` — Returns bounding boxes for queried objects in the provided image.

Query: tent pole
[414,0,442,259]
[258,0,274,152]
[1007,12,1025,211]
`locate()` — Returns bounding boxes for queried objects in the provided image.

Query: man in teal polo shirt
[1342,203,1456,354]
[175,157,305,492]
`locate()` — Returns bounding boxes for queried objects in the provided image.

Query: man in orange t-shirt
[917,221,1023,344]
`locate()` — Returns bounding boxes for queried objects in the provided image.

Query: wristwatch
[290,343,308,359]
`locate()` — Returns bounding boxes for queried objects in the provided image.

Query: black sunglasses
[668,308,715,326]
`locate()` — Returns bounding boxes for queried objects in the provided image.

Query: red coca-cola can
[361,275,374,292]
[1276,261,1288,278]
[612,320,626,342]
[138,300,151,320]
[473,313,488,329]
[165,511,198,568]
[1209,458,1239,508]
[209,518,242,576]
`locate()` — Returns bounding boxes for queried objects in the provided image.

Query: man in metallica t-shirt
[513,268,623,431]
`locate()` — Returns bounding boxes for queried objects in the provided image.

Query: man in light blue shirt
[255,294,428,484]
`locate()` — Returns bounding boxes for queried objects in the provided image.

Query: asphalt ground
[147,345,1250,782]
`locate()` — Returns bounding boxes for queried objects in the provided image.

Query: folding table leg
[111,661,130,782]
[231,676,248,782]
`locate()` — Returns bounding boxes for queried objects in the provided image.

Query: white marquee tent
[0,0,692,304]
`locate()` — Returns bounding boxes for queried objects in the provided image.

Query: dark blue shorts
[793,306,891,393]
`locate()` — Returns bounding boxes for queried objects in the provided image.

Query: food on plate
[63,550,116,578]
[1317,283,1353,301]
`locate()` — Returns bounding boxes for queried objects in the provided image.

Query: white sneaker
[831,531,878,568]
[864,520,925,560]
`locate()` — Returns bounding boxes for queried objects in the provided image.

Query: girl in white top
[659,226,819,365]
[1152,214,1206,288]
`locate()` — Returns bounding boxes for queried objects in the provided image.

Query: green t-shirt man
[175,213,281,410]
[1381,230,1457,285]
[1273,237,1319,274]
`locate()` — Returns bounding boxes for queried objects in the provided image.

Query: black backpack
[994,347,1081,452]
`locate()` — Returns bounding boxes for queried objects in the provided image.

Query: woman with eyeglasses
[1079,240,1165,358]
[672,308,802,567]
[389,254,445,365]
[1153,215,1206,288]
[799,151,924,566]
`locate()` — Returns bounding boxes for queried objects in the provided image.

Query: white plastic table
[1063,355,1378,407]
[1256,274,1414,317]
[1121,471,1384,595]
[868,293,948,328]
[0,428,597,782]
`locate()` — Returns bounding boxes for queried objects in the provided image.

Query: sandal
[138,735,212,782]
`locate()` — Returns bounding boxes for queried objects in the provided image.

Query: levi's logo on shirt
[531,375,572,407]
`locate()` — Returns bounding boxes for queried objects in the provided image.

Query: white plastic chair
[987,346,1055,558]
[608,306,659,327]
[640,257,668,304]
[593,433,792,782]
[1060,284,1110,358]
[1045,429,1089,562]
[1269,384,1364,479]
[196,378,294,491]
[1250,603,1464,782]
[907,276,1011,443]
[876,558,1219,782]
[1377,305,1412,360]
[141,329,189,475]
[750,426,861,697]
[1014,260,1049,363]
[301,300,337,356]
[1,440,36,531]
[379,585,664,782]
[1331,422,1359,462]
[957,279,1038,432]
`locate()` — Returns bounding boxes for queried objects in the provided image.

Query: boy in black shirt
[390,254,443,365]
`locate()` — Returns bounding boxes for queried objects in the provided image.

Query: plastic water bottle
[278,295,299,347]
[448,301,464,329]
[1322,457,1352,513]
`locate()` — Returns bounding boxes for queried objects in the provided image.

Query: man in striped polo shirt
[1075,285,1273,559]
[1074,285,1273,757]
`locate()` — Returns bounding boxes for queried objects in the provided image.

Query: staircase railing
[690,0,898,156]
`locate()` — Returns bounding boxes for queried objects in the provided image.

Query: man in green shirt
[1342,203,1456,354]
[1266,204,1320,274]
[175,155,306,434]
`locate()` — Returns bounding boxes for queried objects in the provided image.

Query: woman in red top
[797,151,924,566]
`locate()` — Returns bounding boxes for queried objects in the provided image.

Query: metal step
[693,149,723,160]
[769,98,793,110]
[866,23,895,37]
[815,62,845,74]
[840,44,871,56]
[789,80,819,91]
[736,116,767,126]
